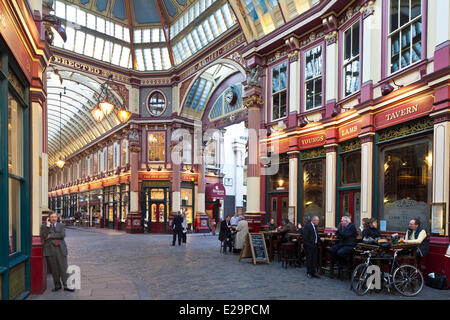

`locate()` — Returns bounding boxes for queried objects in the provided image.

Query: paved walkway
[28,227,450,300]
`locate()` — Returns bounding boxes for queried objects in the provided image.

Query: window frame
[301,41,325,113]
[147,131,166,163]
[268,59,289,123]
[146,90,167,117]
[340,18,362,99]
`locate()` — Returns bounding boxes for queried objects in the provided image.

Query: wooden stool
[281,242,297,268]
[272,238,282,262]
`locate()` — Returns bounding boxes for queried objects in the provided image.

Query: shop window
[340,150,361,185]
[302,159,325,227]
[205,139,217,167]
[148,132,165,162]
[381,138,432,232]
[181,188,193,224]
[271,62,287,121]
[268,162,289,191]
[389,0,422,73]
[147,91,166,116]
[121,139,128,166]
[343,21,360,97]
[304,45,322,110]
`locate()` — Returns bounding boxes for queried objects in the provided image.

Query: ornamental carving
[300,147,326,160]
[243,95,263,108]
[129,128,140,143]
[245,65,263,88]
[325,31,338,45]
[288,50,299,63]
[339,3,363,26]
[228,51,245,68]
[340,139,361,153]
[360,1,375,19]
[128,145,141,153]
[378,118,434,142]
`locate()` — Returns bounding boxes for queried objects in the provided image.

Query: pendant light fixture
[56,91,65,169]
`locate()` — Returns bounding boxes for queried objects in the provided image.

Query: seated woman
[362,218,381,239]
[268,218,277,231]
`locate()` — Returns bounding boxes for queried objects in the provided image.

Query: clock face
[224,88,236,105]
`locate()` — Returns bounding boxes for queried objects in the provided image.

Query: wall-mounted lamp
[381,79,403,96]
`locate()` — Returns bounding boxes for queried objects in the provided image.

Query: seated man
[230,212,239,227]
[404,218,429,258]
[362,218,381,239]
[328,216,358,270]
[218,215,233,252]
[279,218,296,243]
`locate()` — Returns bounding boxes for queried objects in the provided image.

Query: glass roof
[51,0,236,71]
[47,70,122,166]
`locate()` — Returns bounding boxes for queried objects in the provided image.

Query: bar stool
[272,237,282,262]
[281,242,297,268]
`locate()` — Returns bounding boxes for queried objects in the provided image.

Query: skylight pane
[152,29,160,42]
[74,31,85,54]
[177,42,186,60]
[202,21,214,41]
[134,29,142,43]
[86,13,96,28]
[64,26,75,51]
[200,0,206,12]
[222,4,235,28]
[112,43,122,65]
[186,34,197,53]
[55,1,65,19]
[120,47,130,67]
[194,3,200,17]
[66,5,76,23]
[135,49,145,71]
[189,7,194,22]
[77,8,86,26]
[143,29,151,43]
[191,30,202,50]
[209,16,220,37]
[105,21,113,36]
[84,34,95,56]
[215,10,227,33]
[96,17,105,33]
[93,37,104,60]
[161,47,171,69]
[123,27,130,42]
[172,45,180,65]
[161,29,165,41]
[53,23,65,48]
[143,48,153,70]
[103,40,111,62]
[181,38,192,57]
[153,48,162,70]
[115,24,123,40]
[197,25,208,46]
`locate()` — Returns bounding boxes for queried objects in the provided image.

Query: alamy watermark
[66,265,81,290]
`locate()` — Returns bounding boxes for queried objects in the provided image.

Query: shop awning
[206,183,226,201]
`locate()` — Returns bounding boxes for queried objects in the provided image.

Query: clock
[224,87,237,105]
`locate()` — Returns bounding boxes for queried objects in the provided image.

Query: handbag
[425,273,448,290]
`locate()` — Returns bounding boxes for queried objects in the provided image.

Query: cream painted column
[361,0,381,85]
[431,114,450,236]
[288,151,299,224]
[288,49,300,114]
[359,133,375,223]
[171,149,181,214]
[325,145,337,228]
[31,101,42,237]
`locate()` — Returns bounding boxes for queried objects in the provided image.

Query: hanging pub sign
[298,132,326,150]
[374,95,434,130]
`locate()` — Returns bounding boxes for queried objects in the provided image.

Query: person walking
[303,216,321,279]
[181,211,188,244]
[234,216,249,253]
[171,211,183,246]
[40,212,74,292]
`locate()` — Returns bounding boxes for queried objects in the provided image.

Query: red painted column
[126,125,143,233]
[244,86,264,232]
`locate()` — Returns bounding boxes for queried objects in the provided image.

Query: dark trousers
[182,231,187,243]
[329,244,354,267]
[46,248,68,288]
[172,229,183,245]
[304,244,319,274]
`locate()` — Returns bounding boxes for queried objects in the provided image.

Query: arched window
[147,91,166,116]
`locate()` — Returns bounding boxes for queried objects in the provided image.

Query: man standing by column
[40,212,74,292]
[171,211,184,246]
[303,216,321,279]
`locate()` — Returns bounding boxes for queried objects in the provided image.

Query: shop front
[142,181,171,233]
[205,182,226,226]
[181,182,194,231]
[119,184,129,230]
[78,191,89,223]
[103,185,120,230]
[89,189,102,227]
[266,153,289,226]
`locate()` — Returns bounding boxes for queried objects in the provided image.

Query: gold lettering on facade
[385,105,419,121]
[301,135,325,146]
[340,125,358,137]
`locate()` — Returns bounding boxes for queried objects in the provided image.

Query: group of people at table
[220,213,430,280]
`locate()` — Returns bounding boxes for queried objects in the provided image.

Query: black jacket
[279,222,296,242]
[218,220,231,242]
[335,223,358,247]
[303,222,319,248]
[172,214,183,231]
[362,227,381,239]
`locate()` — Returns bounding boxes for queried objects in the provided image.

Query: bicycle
[351,248,424,297]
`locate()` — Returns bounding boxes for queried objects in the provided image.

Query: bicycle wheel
[392,264,424,297]
[351,264,371,295]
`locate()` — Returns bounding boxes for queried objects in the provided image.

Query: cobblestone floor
[28,227,450,300]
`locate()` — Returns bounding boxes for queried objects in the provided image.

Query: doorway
[340,190,361,229]
[142,187,169,233]
[269,193,289,226]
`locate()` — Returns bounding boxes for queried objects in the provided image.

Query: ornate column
[287,150,299,225]
[359,133,375,223]
[243,63,264,231]
[125,125,143,233]
[323,15,339,117]
[325,144,337,228]
[171,146,181,214]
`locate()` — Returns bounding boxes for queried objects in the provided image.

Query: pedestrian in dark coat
[171,211,183,246]
[303,216,321,278]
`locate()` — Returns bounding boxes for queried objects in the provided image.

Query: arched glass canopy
[47,70,123,166]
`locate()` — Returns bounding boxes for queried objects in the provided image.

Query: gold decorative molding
[300,147,326,160]
[378,117,434,142]
[243,95,263,108]
[8,67,25,97]
[325,31,338,45]
[340,138,361,153]
[360,1,376,19]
